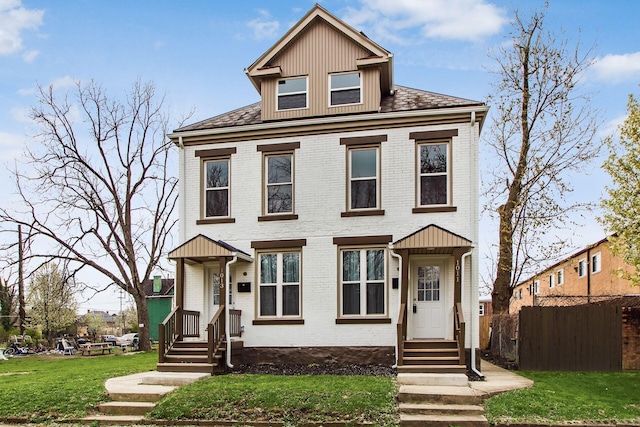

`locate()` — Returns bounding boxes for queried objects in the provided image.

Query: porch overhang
[168,234,253,264]
[391,224,472,254]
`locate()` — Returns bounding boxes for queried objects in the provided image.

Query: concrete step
[398,385,483,405]
[98,401,156,416]
[138,371,210,386]
[156,362,216,374]
[81,414,145,425]
[398,364,466,374]
[399,403,485,416]
[397,372,468,387]
[400,413,488,427]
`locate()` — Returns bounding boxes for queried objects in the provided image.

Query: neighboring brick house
[479,296,492,316]
[161,5,487,375]
[510,236,638,314]
[77,310,118,338]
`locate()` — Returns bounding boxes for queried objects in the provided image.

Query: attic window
[330,72,361,106]
[277,77,307,110]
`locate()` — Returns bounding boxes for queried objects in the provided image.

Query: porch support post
[452,248,465,305]
[176,258,185,339]
[399,249,410,341]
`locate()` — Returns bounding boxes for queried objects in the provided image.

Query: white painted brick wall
[177,122,479,348]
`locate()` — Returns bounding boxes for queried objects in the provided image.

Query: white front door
[412,263,446,339]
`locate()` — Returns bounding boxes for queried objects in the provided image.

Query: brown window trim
[340,135,387,146]
[195,147,237,158]
[257,142,300,152]
[251,239,307,249]
[412,206,457,214]
[333,235,392,246]
[409,129,458,141]
[253,319,305,326]
[258,214,299,222]
[341,209,385,218]
[196,218,236,225]
[335,318,391,324]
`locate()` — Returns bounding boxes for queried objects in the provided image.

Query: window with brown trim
[337,245,388,319]
[256,251,302,319]
[417,141,450,207]
[258,143,299,221]
[197,148,236,224]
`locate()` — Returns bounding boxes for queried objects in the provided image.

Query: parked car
[102,335,117,345]
[116,333,138,346]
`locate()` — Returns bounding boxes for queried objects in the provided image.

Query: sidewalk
[471,359,534,397]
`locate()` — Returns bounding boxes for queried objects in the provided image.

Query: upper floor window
[557,269,564,285]
[349,147,379,210]
[578,259,587,278]
[418,142,449,206]
[534,280,540,294]
[330,72,361,106]
[479,303,485,316]
[265,154,293,214]
[591,252,601,274]
[549,274,555,288]
[519,289,523,299]
[277,77,307,111]
[204,159,230,218]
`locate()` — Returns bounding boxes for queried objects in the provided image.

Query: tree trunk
[492,203,514,314]
[134,296,151,351]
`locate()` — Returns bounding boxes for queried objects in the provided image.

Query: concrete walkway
[471,359,534,397]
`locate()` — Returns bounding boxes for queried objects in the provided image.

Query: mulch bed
[230,363,397,377]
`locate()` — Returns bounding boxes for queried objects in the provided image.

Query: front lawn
[484,370,640,424]
[0,352,157,422]
[149,373,398,426]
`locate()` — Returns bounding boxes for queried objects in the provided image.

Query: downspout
[225,255,239,368]
[389,244,402,368]
[462,249,484,379]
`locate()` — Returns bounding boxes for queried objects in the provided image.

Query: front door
[412,263,446,339]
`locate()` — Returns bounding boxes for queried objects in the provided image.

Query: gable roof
[244,4,393,94]
[168,234,253,263]
[174,85,483,133]
[393,224,472,253]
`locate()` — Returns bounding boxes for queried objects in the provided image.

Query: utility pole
[17,225,25,335]
[118,289,124,335]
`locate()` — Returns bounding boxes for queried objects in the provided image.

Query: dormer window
[330,72,361,106]
[277,77,307,110]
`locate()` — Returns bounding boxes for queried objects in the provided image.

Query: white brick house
[160,4,488,374]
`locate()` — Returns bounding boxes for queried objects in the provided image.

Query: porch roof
[168,234,253,263]
[392,224,472,254]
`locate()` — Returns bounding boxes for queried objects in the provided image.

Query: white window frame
[417,141,450,207]
[329,71,362,107]
[203,158,231,218]
[534,280,540,294]
[549,274,555,288]
[557,269,564,285]
[276,76,308,111]
[479,304,485,316]
[264,152,294,215]
[578,258,587,278]
[339,247,387,318]
[257,251,302,319]
[348,146,380,211]
[591,252,601,274]
[519,289,523,299]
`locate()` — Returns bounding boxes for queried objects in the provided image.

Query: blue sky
[1,0,639,311]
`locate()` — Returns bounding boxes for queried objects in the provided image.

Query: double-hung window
[349,147,379,210]
[578,259,587,278]
[557,269,564,285]
[591,252,601,274]
[418,142,449,206]
[258,252,301,318]
[534,280,540,294]
[277,77,307,111]
[265,154,293,214]
[330,72,361,106]
[204,158,230,218]
[549,274,555,288]
[340,248,386,316]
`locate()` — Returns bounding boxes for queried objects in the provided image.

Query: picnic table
[80,342,114,356]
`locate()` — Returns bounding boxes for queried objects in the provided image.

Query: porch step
[398,385,483,405]
[397,373,468,387]
[398,364,466,374]
[404,339,457,349]
[403,348,458,358]
[403,356,461,365]
[157,362,217,374]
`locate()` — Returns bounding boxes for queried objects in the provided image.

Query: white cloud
[49,75,77,90]
[246,9,280,40]
[0,131,27,161]
[22,48,38,62]
[599,113,626,139]
[592,52,640,84]
[342,0,507,44]
[0,0,44,56]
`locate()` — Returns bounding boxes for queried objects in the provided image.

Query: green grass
[0,352,157,422]
[149,373,398,426]
[484,370,640,424]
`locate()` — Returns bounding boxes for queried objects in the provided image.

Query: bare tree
[0,277,16,332]
[0,80,188,350]
[484,4,600,314]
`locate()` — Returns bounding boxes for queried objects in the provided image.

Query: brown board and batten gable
[245,4,392,122]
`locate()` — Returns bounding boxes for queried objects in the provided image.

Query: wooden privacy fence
[519,305,622,371]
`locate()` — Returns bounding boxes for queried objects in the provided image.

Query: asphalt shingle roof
[174,85,483,133]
